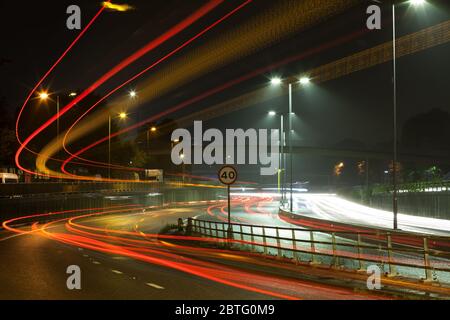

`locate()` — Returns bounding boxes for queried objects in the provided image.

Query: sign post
[218,165,237,240]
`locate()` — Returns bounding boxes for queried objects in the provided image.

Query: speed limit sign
[218,165,237,185]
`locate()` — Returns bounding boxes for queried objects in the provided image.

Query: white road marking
[0,224,61,242]
[145,282,165,289]
[111,256,128,260]
[92,261,101,265]
[111,269,123,274]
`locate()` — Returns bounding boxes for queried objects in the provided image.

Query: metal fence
[186,218,450,284]
[0,181,164,197]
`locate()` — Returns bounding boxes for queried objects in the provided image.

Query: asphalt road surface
[290,193,450,236]
[0,198,396,300]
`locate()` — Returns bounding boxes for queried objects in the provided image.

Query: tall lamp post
[391,0,427,229]
[38,92,60,140]
[108,112,128,179]
[147,126,157,149]
[271,76,310,212]
[268,111,285,205]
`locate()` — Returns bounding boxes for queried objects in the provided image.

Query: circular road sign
[218,166,237,185]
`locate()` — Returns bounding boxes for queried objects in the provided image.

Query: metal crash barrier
[185,218,450,284]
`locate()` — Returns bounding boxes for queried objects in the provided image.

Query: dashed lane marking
[146,283,165,290]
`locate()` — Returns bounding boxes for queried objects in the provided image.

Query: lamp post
[271,76,310,212]
[391,0,426,229]
[268,111,285,205]
[147,126,157,148]
[392,1,398,230]
[180,153,185,183]
[38,92,60,140]
[108,112,128,179]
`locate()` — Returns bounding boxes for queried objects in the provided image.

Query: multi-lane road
[290,193,450,236]
[0,196,396,300]
[1,192,449,299]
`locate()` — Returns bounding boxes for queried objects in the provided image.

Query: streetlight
[129,90,137,98]
[270,76,310,212]
[38,91,60,149]
[268,110,286,205]
[108,112,128,179]
[270,77,282,86]
[119,112,128,119]
[146,126,157,148]
[39,92,49,100]
[410,0,425,6]
[180,153,185,183]
[391,0,427,230]
[299,77,311,85]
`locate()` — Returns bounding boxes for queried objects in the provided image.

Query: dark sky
[1,0,449,181]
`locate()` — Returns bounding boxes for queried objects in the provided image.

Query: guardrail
[185,218,450,284]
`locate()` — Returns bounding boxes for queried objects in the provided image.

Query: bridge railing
[186,218,450,284]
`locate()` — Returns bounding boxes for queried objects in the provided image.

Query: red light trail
[3,197,393,300]
[59,28,369,179]
[15,0,224,178]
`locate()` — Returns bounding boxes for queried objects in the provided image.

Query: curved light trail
[31,0,359,181]
[15,0,224,179]
[3,197,392,300]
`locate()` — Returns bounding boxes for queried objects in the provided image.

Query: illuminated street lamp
[38,92,49,100]
[270,76,310,212]
[410,0,425,6]
[146,126,157,148]
[108,112,129,178]
[38,91,60,149]
[119,112,128,119]
[334,162,344,177]
[129,90,137,98]
[268,110,285,204]
[180,153,185,183]
[391,0,427,230]
[299,77,311,85]
[270,77,282,86]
